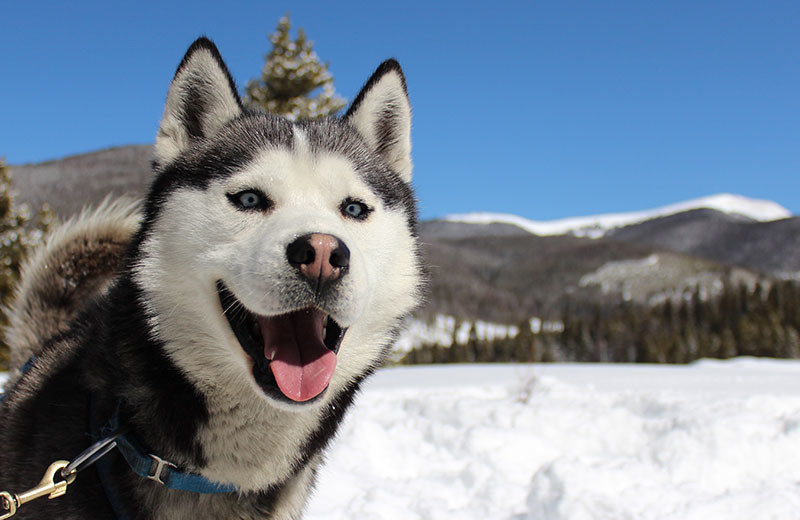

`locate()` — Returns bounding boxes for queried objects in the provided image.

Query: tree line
[398,280,800,365]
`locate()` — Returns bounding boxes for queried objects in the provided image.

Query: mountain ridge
[443,193,792,238]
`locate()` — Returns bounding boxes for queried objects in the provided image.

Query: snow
[443,193,792,238]
[306,359,800,519]
[3,359,799,519]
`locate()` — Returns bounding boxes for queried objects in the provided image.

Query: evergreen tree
[465,323,480,361]
[514,319,536,362]
[0,159,52,369]
[245,15,346,120]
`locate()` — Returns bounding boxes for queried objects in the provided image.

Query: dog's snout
[287,233,350,285]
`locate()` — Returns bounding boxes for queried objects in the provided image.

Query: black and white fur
[0,38,423,519]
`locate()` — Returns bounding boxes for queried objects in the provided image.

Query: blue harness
[102,403,237,494]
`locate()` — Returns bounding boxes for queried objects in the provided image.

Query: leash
[1,414,238,519]
[1,358,238,518]
[0,462,75,519]
[0,437,111,520]
[0,429,239,519]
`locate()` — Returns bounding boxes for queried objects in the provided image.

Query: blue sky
[2,1,798,220]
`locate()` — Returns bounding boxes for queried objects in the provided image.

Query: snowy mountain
[443,193,792,238]
[418,201,800,334]
[607,208,800,278]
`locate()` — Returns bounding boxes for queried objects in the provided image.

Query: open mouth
[217,281,346,403]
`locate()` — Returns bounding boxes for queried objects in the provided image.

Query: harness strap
[113,435,237,494]
[89,395,238,519]
[101,398,238,495]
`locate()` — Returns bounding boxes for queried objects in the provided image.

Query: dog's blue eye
[345,203,363,217]
[227,190,271,212]
[342,200,370,220]
[239,192,260,207]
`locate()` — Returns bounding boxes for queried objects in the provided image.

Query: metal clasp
[0,460,76,519]
[147,454,177,486]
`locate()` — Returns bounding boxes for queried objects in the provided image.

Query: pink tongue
[259,309,337,402]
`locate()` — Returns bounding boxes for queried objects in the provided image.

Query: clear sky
[2,1,798,220]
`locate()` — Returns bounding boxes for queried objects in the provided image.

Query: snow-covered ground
[444,193,792,238]
[306,359,800,520]
[3,359,799,519]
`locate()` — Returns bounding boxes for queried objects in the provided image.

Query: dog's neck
[91,273,362,496]
[87,275,210,471]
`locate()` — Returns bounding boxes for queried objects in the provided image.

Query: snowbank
[307,359,800,519]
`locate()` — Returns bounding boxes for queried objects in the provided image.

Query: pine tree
[0,159,52,369]
[514,319,536,362]
[245,15,346,120]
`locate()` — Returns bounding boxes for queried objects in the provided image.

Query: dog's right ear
[345,60,413,183]
[154,37,243,168]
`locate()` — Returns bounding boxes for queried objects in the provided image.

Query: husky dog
[0,38,423,519]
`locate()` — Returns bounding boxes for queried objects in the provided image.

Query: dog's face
[133,40,422,410]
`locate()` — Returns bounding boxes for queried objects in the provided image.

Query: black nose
[286,233,350,284]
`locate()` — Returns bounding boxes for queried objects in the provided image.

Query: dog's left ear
[345,60,413,183]
[154,37,243,167]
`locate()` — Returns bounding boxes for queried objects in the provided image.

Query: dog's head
[132,38,423,408]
